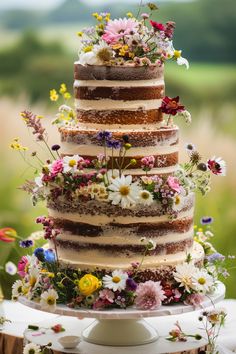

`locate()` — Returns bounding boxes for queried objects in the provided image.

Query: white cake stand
[19,282,225,347]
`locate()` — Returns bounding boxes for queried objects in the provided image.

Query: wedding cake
[13,7,226,313]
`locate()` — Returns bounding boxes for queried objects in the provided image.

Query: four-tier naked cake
[50,63,203,282]
[14,8,226,314]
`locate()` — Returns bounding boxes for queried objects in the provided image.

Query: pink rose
[51,159,63,177]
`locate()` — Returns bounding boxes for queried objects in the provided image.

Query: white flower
[79,41,114,66]
[192,269,214,293]
[5,261,17,275]
[59,104,73,113]
[62,155,81,173]
[103,270,128,292]
[28,267,40,289]
[173,263,198,292]
[172,194,184,211]
[108,174,140,208]
[12,280,24,298]
[177,56,189,69]
[140,237,156,250]
[34,174,43,188]
[179,110,192,124]
[107,169,120,183]
[23,342,41,354]
[139,190,153,205]
[40,289,58,312]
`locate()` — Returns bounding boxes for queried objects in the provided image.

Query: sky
[0,0,191,11]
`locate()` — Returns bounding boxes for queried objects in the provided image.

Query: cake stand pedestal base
[82,318,158,346]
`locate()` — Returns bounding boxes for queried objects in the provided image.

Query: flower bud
[124,143,132,150]
[197,163,208,172]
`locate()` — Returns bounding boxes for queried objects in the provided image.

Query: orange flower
[0,228,17,243]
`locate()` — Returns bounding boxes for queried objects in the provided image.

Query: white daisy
[103,270,128,292]
[62,155,81,173]
[172,194,184,211]
[108,174,140,208]
[28,267,40,289]
[5,261,17,275]
[79,41,114,66]
[12,280,24,298]
[139,190,153,206]
[107,169,120,183]
[175,50,189,69]
[23,342,41,354]
[192,269,214,293]
[173,263,198,292]
[40,289,58,312]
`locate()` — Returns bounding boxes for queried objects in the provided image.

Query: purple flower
[135,280,166,310]
[200,216,214,225]
[19,239,33,248]
[126,277,137,291]
[106,139,121,149]
[51,144,61,151]
[207,252,225,263]
[96,131,112,141]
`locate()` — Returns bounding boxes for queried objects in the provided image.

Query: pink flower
[141,13,149,19]
[18,256,29,277]
[141,155,155,171]
[135,280,166,310]
[50,159,63,177]
[184,293,205,308]
[99,289,115,303]
[150,20,165,31]
[102,18,139,44]
[167,176,181,193]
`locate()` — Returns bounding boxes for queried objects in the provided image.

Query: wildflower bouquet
[77,4,188,67]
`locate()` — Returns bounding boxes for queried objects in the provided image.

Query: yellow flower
[112,43,122,50]
[83,45,93,53]
[78,274,101,296]
[96,15,103,21]
[128,52,135,59]
[59,83,67,94]
[105,14,110,22]
[77,31,83,37]
[174,50,181,59]
[126,12,133,18]
[50,89,59,101]
[98,23,104,30]
[92,12,99,18]
[119,45,129,56]
[63,92,71,100]
[10,138,28,151]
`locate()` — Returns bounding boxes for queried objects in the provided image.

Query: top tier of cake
[59,63,179,176]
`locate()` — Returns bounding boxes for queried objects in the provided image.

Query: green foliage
[0,32,72,103]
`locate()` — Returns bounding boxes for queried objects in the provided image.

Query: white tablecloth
[1,299,236,353]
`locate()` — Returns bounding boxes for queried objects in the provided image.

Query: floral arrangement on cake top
[77,3,188,67]
[11,217,233,311]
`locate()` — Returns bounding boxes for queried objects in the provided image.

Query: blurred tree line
[0,0,236,62]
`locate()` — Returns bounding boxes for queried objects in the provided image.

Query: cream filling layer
[123,165,178,175]
[48,207,194,226]
[56,242,203,270]
[75,123,164,131]
[74,79,165,88]
[75,98,162,111]
[57,228,193,246]
[60,142,179,157]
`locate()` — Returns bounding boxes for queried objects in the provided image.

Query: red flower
[160,96,185,116]
[150,20,165,31]
[51,324,65,333]
[207,157,226,176]
[0,227,17,243]
[164,21,175,39]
